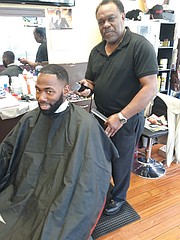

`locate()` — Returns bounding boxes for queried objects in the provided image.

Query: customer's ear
[63,84,70,96]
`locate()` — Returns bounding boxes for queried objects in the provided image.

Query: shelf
[157,21,176,95]
[125,20,176,95]
[158,46,173,49]
[158,69,171,72]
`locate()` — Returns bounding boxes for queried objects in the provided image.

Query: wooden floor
[97,144,180,240]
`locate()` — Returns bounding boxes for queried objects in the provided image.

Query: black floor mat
[91,201,140,239]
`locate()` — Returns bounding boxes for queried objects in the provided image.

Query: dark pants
[97,111,144,201]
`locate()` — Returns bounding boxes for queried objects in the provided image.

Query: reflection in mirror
[0,16,45,66]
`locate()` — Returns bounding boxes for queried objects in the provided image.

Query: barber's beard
[39,94,64,116]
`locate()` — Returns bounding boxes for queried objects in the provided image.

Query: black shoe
[103,199,125,216]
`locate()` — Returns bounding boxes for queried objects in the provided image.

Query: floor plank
[96,144,180,240]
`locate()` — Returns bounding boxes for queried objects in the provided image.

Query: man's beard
[3,60,7,68]
[39,94,64,116]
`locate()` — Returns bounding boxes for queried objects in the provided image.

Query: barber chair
[132,96,168,179]
[132,128,168,178]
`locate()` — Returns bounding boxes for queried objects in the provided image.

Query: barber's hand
[76,79,93,97]
[104,113,123,137]
[76,88,92,97]
[18,58,28,65]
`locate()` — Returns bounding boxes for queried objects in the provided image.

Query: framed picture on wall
[48,8,72,30]
[0,0,75,7]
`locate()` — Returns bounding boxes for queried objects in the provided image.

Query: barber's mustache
[103,29,114,34]
[104,30,112,33]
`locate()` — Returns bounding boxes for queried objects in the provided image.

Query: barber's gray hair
[96,0,125,15]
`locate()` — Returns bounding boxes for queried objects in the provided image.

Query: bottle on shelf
[157,75,161,91]
[160,73,167,92]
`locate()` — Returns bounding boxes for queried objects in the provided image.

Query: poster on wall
[48,8,72,30]
[22,17,45,27]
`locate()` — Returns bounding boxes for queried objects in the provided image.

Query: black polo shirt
[35,42,48,63]
[85,27,158,114]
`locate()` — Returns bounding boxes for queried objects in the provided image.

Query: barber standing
[79,0,158,215]
[19,27,48,69]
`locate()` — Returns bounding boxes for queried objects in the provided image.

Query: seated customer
[0,51,23,82]
[0,64,118,240]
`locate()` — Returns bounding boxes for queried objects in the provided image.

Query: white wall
[121,0,139,12]
[46,0,101,63]
[0,0,179,65]
[0,0,102,64]
[167,0,180,38]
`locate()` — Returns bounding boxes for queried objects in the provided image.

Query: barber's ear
[63,84,70,96]
[121,12,126,21]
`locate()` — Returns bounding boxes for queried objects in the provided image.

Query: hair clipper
[71,82,90,92]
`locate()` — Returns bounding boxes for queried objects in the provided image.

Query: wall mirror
[0,8,45,65]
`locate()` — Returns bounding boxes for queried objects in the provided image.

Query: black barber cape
[0,103,118,240]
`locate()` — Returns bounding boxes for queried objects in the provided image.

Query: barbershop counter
[0,94,38,143]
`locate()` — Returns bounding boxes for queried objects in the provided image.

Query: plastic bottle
[35,65,43,76]
[0,87,6,97]
[11,76,22,95]
[19,74,28,95]
[4,83,9,92]
[26,71,33,95]
[22,69,28,81]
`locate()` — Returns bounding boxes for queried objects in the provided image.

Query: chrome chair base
[132,157,166,179]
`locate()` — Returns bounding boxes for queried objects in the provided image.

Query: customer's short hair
[40,64,69,84]
[3,51,15,63]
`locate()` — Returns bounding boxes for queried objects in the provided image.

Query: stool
[132,128,168,179]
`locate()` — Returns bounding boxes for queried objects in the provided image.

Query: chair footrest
[132,158,166,179]
[137,157,164,166]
